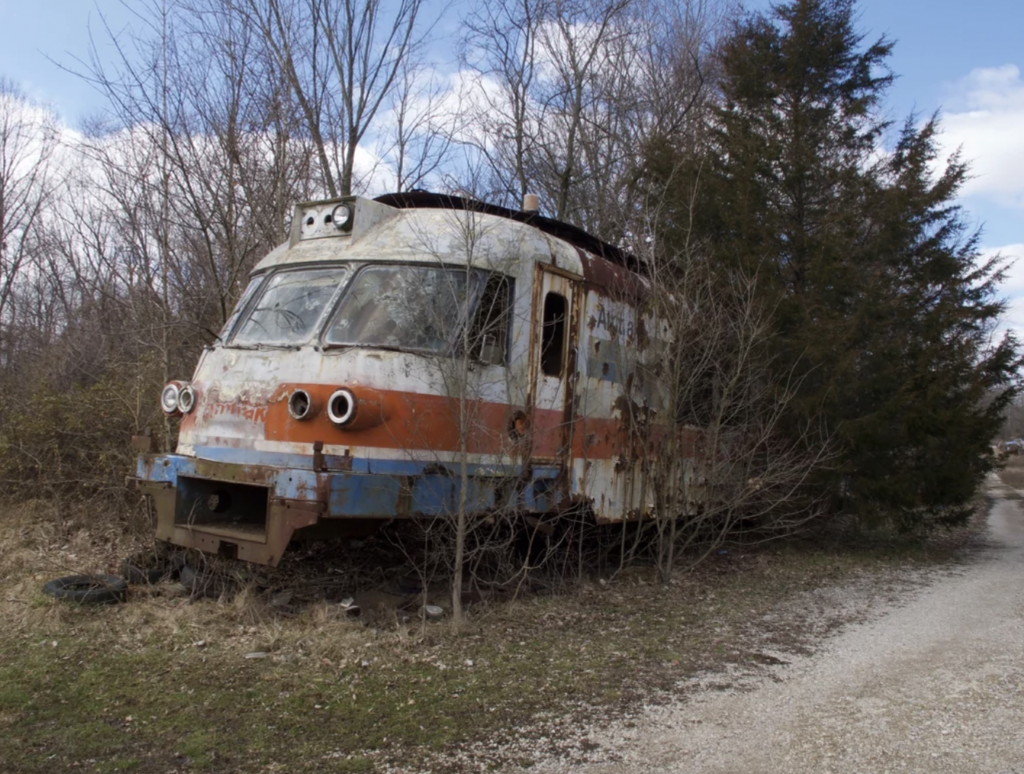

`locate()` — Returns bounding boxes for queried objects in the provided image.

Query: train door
[529,264,582,499]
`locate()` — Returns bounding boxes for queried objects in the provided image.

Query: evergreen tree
[846,117,1019,523]
[648,0,1020,525]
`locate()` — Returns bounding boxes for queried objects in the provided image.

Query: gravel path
[527,477,1024,773]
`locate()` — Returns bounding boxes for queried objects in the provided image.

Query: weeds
[0,499,985,773]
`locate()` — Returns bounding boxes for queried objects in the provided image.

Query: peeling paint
[136,194,690,566]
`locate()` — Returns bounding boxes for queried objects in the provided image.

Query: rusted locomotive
[134,192,675,566]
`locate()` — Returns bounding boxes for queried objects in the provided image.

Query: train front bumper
[133,453,333,566]
[131,451,559,566]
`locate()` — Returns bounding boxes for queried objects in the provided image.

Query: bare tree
[459,0,546,206]
[82,0,317,323]
[378,60,459,192]
[458,0,729,239]
[530,0,634,222]
[596,160,835,579]
[0,79,59,368]
[396,203,535,625]
[648,258,833,578]
[229,0,432,197]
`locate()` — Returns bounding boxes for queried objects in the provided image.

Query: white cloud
[940,65,1024,208]
[982,243,1024,338]
[933,68,1024,340]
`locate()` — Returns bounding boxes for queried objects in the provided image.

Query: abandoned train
[134,192,681,566]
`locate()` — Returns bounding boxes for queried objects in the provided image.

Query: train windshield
[218,276,262,341]
[233,267,347,346]
[325,264,481,353]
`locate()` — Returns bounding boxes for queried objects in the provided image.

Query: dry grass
[1,499,146,627]
[0,498,986,774]
[0,502,388,665]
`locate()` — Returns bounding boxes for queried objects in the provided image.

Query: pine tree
[845,117,1019,523]
[648,0,1020,525]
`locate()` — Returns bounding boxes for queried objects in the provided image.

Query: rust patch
[562,279,582,453]
[636,315,650,351]
[577,248,647,303]
[330,447,354,471]
[395,476,415,516]
[422,463,454,476]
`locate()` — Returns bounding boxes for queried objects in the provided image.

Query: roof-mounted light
[331,203,353,231]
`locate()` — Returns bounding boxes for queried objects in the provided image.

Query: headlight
[331,203,353,231]
[178,384,196,413]
[288,389,313,420]
[327,388,357,425]
[160,381,183,415]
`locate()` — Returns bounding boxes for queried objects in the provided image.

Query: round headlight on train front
[160,381,182,415]
[331,203,353,231]
[178,384,196,413]
[327,388,357,425]
[288,389,313,420]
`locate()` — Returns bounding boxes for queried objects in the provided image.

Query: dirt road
[532,476,1024,773]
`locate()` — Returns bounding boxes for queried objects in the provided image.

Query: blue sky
[1,0,1022,326]
[742,0,1024,247]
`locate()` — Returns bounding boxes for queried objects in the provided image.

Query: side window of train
[469,273,513,365]
[540,292,567,377]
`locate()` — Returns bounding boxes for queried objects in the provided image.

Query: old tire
[42,574,128,605]
[118,554,169,585]
[179,565,226,598]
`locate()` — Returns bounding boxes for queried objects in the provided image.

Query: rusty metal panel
[577,248,648,302]
[570,280,674,522]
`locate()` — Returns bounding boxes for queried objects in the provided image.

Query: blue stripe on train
[137,448,565,516]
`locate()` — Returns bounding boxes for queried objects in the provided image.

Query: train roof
[374,191,643,276]
[253,191,647,300]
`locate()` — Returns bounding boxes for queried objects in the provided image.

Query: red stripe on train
[181,382,691,460]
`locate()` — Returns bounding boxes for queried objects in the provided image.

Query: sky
[0,0,1022,330]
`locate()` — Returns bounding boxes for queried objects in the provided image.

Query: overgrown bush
[0,359,173,509]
